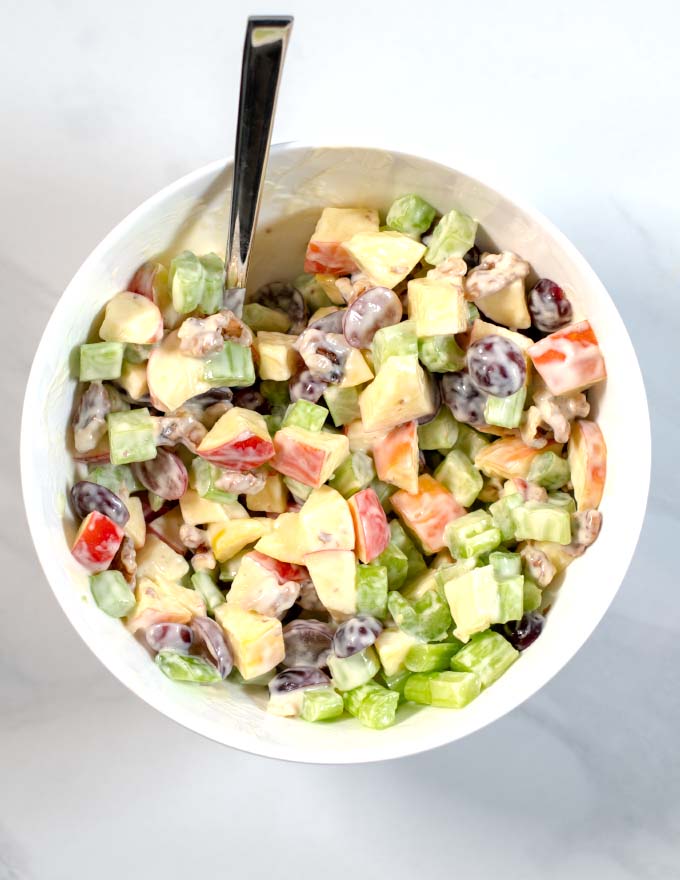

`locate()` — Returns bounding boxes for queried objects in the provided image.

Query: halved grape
[232,388,268,412]
[441,371,487,424]
[248,282,307,333]
[192,616,233,679]
[332,615,382,659]
[133,449,188,501]
[309,308,346,335]
[466,335,526,398]
[70,481,130,526]
[528,279,573,332]
[289,365,328,403]
[282,619,334,668]
[342,288,403,349]
[146,623,193,653]
[497,612,545,651]
[268,666,331,695]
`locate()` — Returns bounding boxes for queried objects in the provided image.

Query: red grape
[528,279,573,332]
[466,335,526,397]
[441,371,487,424]
[332,615,382,658]
[342,287,402,348]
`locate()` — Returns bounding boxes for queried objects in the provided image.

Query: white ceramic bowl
[21,145,650,763]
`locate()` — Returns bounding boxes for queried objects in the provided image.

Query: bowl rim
[20,142,651,763]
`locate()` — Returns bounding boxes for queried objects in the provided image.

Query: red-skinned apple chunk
[271,427,349,488]
[348,488,390,563]
[71,510,124,572]
[528,320,606,396]
[197,407,274,471]
[372,420,419,493]
[391,475,466,555]
[568,419,607,510]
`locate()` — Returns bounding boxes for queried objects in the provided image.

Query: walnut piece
[533,387,590,444]
[521,544,556,587]
[179,524,207,550]
[465,251,530,300]
[177,309,253,357]
[565,509,602,557]
[427,256,468,281]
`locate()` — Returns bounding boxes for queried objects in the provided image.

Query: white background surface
[2,1,678,877]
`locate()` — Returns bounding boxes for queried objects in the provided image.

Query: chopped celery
[283,476,313,501]
[489,551,522,580]
[445,510,501,559]
[356,563,388,619]
[242,302,291,333]
[523,578,542,613]
[190,458,237,504]
[454,423,489,460]
[90,571,135,617]
[512,503,572,545]
[387,591,452,642]
[107,408,156,465]
[124,343,153,364]
[434,449,483,507]
[79,342,124,381]
[343,681,385,716]
[370,478,397,513]
[547,491,576,513]
[425,209,478,265]
[282,400,328,432]
[88,463,141,494]
[381,669,411,696]
[400,568,439,602]
[484,387,527,429]
[418,335,466,373]
[264,407,286,436]
[405,642,461,673]
[451,631,519,687]
[489,492,524,542]
[155,649,221,684]
[404,670,481,708]
[329,451,375,498]
[148,492,165,512]
[389,520,426,581]
[203,340,255,387]
[301,687,344,722]
[357,689,400,729]
[294,272,333,313]
[386,194,436,236]
[218,551,246,583]
[371,320,418,372]
[496,575,524,624]
[323,385,361,426]
[418,407,459,451]
[260,380,290,407]
[374,543,408,590]
[527,451,571,490]
[467,302,480,324]
[434,558,478,595]
[198,253,225,314]
[328,647,380,691]
[169,251,204,314]
[190,571,224,614]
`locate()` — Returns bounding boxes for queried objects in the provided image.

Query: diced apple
[118,360,149,401]
[247,551,309,583]
[303,549,357,621]
[348,487,390,563]
[99,292,163,344]
[359,355,436,432]
[253,512,306,564]
[227,553,298,617]
[528,320,607,395]
[179,488,232,525]
[304,207,380,275]
[567,419,607,510]
[123,495,146,549]
[146,330,212,413]
[271,427,349,488]
[391,474,466,555]
[135,533,189,582]
[475,437,561,480]
[344,419,389,453]
[526,540,575,574]
[197,408,275,472]
[343,231,426,289]
[299,485,356,553]
[207,517,273,562]
[146,507,186,554]
[214,603,284,680]
[314,274,346,305]
[71,510,123,573]
[129,260,181,330]
[127,575,206,633]
[72,434,110,464]
[246,474,289,513]
[407,277,468,337]
[338,348,374,388]
[255,332,298,381]
[375,629,420,676]
[476,278,531,329]
[373,420,419,493]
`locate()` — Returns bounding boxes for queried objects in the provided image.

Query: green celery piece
[301,687,344,722]
[283,476,313,502]
[148,492,165,512]
[389,520,426,581]
[547,491,576,513]
[88,463,141,494]
[434,449,483,507]
[169,250,205,314]
[386,194,436,236]
[496,575,524,624]
[264,407,286,436]
[467,302,480,324]
[124,343,153,363]
[418,407,459,451]
[451,631,519,688]
[523,578,542,613]
[199,253,225,314]
[434,558,478,596]
[328,647,380,691]
[455,423,489,460]
[512,503,572,545]
[489,493,524,542]
[218,551,247,582]
[294,273,333,312]
[79,342,124,381]
[370,478,397,514]
[418,335,466,373]
[343,681,385,716]
[329,451,375,498]
[282,399,328,432]
[405,671,481,708]
[371,320,417,372]
[203,340,255,387]
[107,408,156,465]
[489,551,522,580]
[190,571,225,614]
[527,451,571,490]
[90,571,135,617]
[484,387,527,429]
[190,458,237,504]
[387,591,452,642]
[405,642,461,673]
[374,543,408,590]
[425,209,478,265]
[356,564,388,619]
[400,568,438,602]
[445,510,501,559]
[356,689,400,729]
[402,672,432,705]
[242,303,291,333]
[155,649,221,683]
[260,380,290,407]
[323,385,361,427]
[380,669,411,696]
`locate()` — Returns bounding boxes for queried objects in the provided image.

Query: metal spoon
[223,15,293,316]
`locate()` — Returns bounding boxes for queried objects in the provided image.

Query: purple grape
[463,245,481,272]
[189,387,234,407]
[191,616,233,679]
[416,372,441,426]
[441,371,487,424]
[342,287,403,348]
[249,282,307,333]
[133,449,188,501]
[498,612,545,651]
[268,666,331,696]
[466,335,526,398]
[70,481,130,526]
[232,388,268,412]
[309,308,346,335]
[528,279,573,333]
[332,615,382,659]
[146,622,193,653]
[282,619,334,668]
[289,366,328,403]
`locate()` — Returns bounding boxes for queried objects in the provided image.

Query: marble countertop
[2,1,678,877]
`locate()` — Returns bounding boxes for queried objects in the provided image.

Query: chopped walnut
[334,272,373,305]
[294,328,350,382]
[214,468,267,495]
[520,544,556,587]
[520,406,548,449]
[112,536,137,586]
[191,550,217,571]
[427,256,468,281]
[179,523,208,550]
[177,309,253,357]
[465,251,530,300]
[201,401,232,429]
[72,381,111,453]
[533,387,590,444]
[478,476,504,503]
[511,478,548,503]
[565,509,602,557]
[152,410,207,453]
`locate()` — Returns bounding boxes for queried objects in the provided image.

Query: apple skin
[391,475,466,555]
[348,488,390,563]
[271,432,326,486]
[71,510,124,572]
[146,507,186,554]
[197,409,275,472]
[247,551,309,584]
[568,419,607,510]
[528,320,606,396]
[304,241,358,276]
[373,420,419,494]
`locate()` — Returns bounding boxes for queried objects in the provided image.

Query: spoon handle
[225,15,293,301]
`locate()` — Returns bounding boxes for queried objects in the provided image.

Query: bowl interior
[21,145,650,763]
